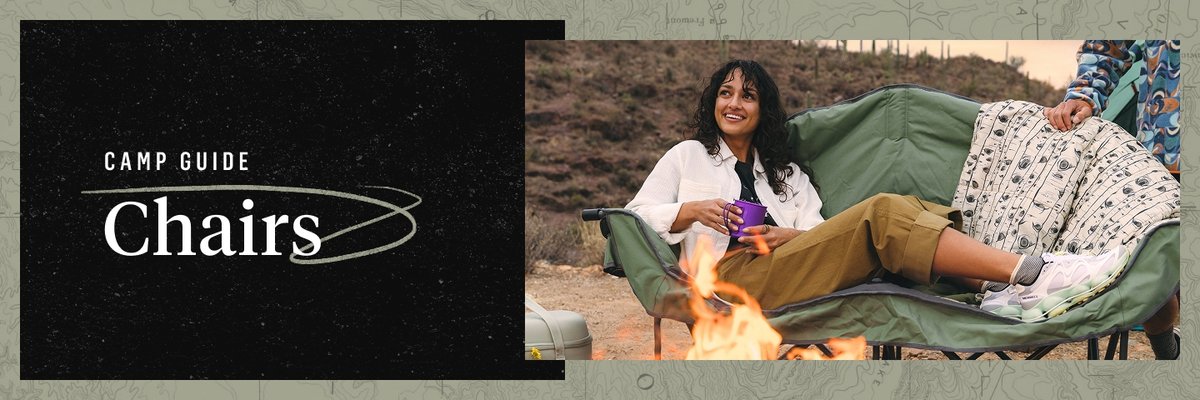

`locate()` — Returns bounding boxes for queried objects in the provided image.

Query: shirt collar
[717,137,767,176]
[716,137,736,164]
[751,150,766,175]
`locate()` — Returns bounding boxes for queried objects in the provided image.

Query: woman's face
[713,68,760,139]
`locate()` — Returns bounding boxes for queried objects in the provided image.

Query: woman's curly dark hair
[690,59,817,198]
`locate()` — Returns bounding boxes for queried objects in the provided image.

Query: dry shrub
[525,207,575,274]
[575,220,607,267]
[525,207,610,274]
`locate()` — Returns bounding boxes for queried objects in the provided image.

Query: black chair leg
[814,343,834,358]
[1113,329,1123,360]
[1105,332,1120,360]
[653,317,662,360]
[878,345,902,360]
[1025,345,1058,360]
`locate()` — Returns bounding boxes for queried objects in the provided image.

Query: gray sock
[1011,255,1045,286]
[1148,329,1180,360]
[981,281,1009,293]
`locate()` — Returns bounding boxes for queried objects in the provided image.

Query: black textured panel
[21,20,563,380]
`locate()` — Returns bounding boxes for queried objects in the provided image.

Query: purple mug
[723,199,767,237]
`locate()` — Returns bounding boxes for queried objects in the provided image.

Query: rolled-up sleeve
[1064,40,1135,114]
[626,146,691,244]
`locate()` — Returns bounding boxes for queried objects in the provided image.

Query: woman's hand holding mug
[675,199,741,234]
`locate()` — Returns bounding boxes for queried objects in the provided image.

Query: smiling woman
[689,60,802,212]
[625,59,1129,322]
[633,60,819,259]
[713,70,760,141]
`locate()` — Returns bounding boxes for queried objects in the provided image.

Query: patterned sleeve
[1063,40,1137,115]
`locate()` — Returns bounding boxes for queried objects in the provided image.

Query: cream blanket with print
[951,100,1180,256]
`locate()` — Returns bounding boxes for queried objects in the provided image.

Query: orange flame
[748,232,770,255]
[685,236,781,360]
[683,236,866,360]
[783,337,868,360]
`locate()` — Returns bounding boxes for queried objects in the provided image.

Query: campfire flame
[684,234,866,360]
[685,236,780,360]
[783,337,868,360]
[749,232,770,255]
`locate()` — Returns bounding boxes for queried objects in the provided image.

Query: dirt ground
[525,263,1159,360]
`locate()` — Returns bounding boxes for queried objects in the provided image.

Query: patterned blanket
[951,100,1180,256]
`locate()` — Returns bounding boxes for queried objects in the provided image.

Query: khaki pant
[717,193,962,310]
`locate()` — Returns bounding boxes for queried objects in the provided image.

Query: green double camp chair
[582,85,1178,360]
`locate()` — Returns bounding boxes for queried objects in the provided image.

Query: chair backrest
[785,85,981,217]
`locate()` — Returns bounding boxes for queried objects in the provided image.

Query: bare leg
[948,277,986,292]
[930,228,1020,283]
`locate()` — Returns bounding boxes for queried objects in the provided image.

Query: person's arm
[626,147,688,244]
[672,199,738,234]
[626,145,735,243]
[1065,40,1135,114]
[1045,40,1136,131]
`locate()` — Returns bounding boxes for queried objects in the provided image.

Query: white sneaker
[1015,248,1128,322]
[979,285,1023,319]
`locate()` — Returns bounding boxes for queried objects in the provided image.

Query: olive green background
[4,0,1196,399]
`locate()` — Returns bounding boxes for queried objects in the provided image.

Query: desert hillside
[525,40,1062,267]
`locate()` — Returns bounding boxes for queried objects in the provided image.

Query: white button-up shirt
[626,139,825,266]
